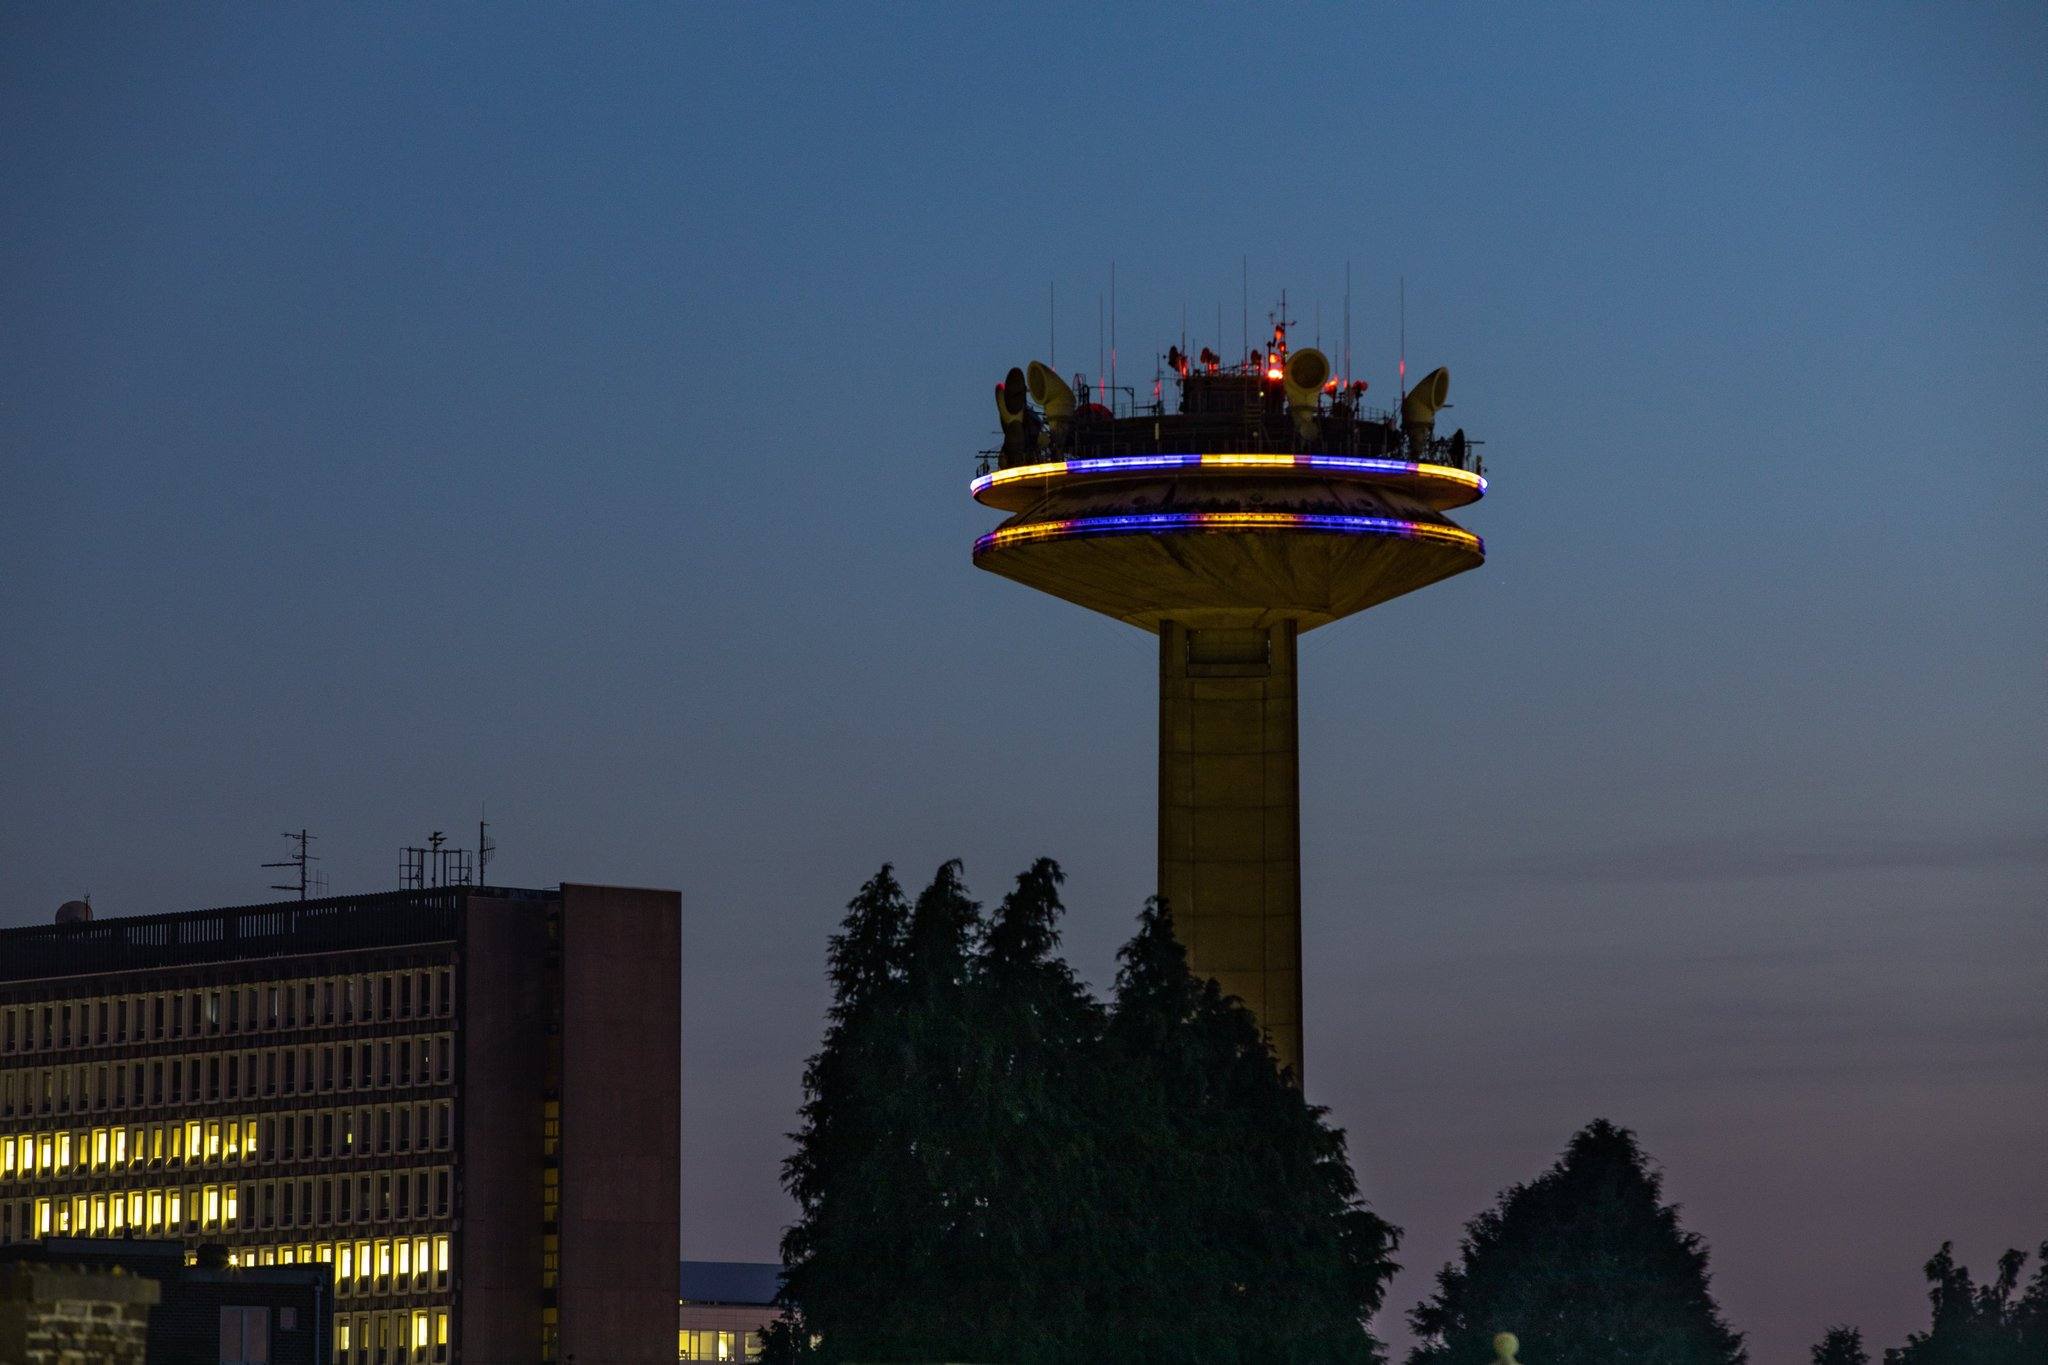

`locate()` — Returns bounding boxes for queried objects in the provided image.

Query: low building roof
[678,1260,781,1306]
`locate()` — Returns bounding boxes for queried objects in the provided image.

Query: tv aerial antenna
[264,829,319,901]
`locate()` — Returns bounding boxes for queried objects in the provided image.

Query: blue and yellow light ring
[973,511,1484,556]
[969,452,1486,501]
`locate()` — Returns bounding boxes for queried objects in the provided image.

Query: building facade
[676,1260,779,1361]
[0,884,680,1365]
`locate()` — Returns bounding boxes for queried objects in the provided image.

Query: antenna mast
[1398,275,1407,404]
[1344,259,1352,386]
[1109,260,1117,406]
[478,811,495,886]
[263,829,318,901]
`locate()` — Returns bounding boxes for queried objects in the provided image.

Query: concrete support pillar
[1158,619,1304,1081]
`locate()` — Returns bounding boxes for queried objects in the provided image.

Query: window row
[679,1329,765,1361]
[336,1306,450,1364]
[0,1032,452,1118]
[1,1164,451,1244]
[216,1234,452,1299]
[1,1116,257,1180]
[0,966,453,1056]
[0,1101,452,1183]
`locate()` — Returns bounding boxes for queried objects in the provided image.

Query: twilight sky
[3,5,2044,1359]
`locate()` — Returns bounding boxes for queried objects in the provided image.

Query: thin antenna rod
[1344,260,1352,386]
[478,804,494,886]
[1097,294,1105,401]
[1049,281,1055,368]
[1399,276,1407,404]
[1241,255,1248,364]
[1109,260,1117,406]
[263,829,318,901]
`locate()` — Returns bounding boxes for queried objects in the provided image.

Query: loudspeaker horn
[1026,361,1075,429]
[1284,347,1332,438]
[1401,366,1449,426]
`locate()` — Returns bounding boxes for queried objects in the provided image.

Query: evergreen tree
[1812,1325,1869,1365]
[1885,1241,2048,1365]
[775,865,918,1361]
[1105,898,1400,1364]
[777,866,1401,1364]
[1408,1119,1746,1365]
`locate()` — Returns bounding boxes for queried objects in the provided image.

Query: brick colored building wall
[558,884,682,1365]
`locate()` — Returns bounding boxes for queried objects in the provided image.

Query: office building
[0,883,680,1365]
[677,1259,780,1361]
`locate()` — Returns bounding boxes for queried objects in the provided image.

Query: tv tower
[970,314,1487,1081]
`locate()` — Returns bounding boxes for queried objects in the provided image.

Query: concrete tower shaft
[1160,620,1303,1076]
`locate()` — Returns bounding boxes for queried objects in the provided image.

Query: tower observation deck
[969,321,1488,1082]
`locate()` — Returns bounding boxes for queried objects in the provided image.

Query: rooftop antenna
[1048,280,1056,369]
[478,808,495,886]
[263,829,318,901]
[1241,255,1248,366]
[427,830,447,887]
[1399,275,1407,404]
[1344,260,1352,386]
[1097,293,1105,406]
[1109,259,1117,408]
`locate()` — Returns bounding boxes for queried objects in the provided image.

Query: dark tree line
[1812,1240,2048,1365]
[768,859,1399,1364]
[768,858,2028,1365]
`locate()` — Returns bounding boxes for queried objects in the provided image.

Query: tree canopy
[1407,1119,1746,1365]
[1812,1325,1869,1365]
[1882,1240,2048,1365]
[771,860,1399,1364]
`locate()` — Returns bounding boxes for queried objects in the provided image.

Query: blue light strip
[969,452,1486,499]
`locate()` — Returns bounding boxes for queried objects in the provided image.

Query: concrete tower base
[1158,620,1304,1080]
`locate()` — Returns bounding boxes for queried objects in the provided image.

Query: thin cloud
[1475,825,2048,884]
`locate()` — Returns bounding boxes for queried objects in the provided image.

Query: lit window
[433,1236,450,1273]
[413,1311,429,1349]
[435,1311,448,1347]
